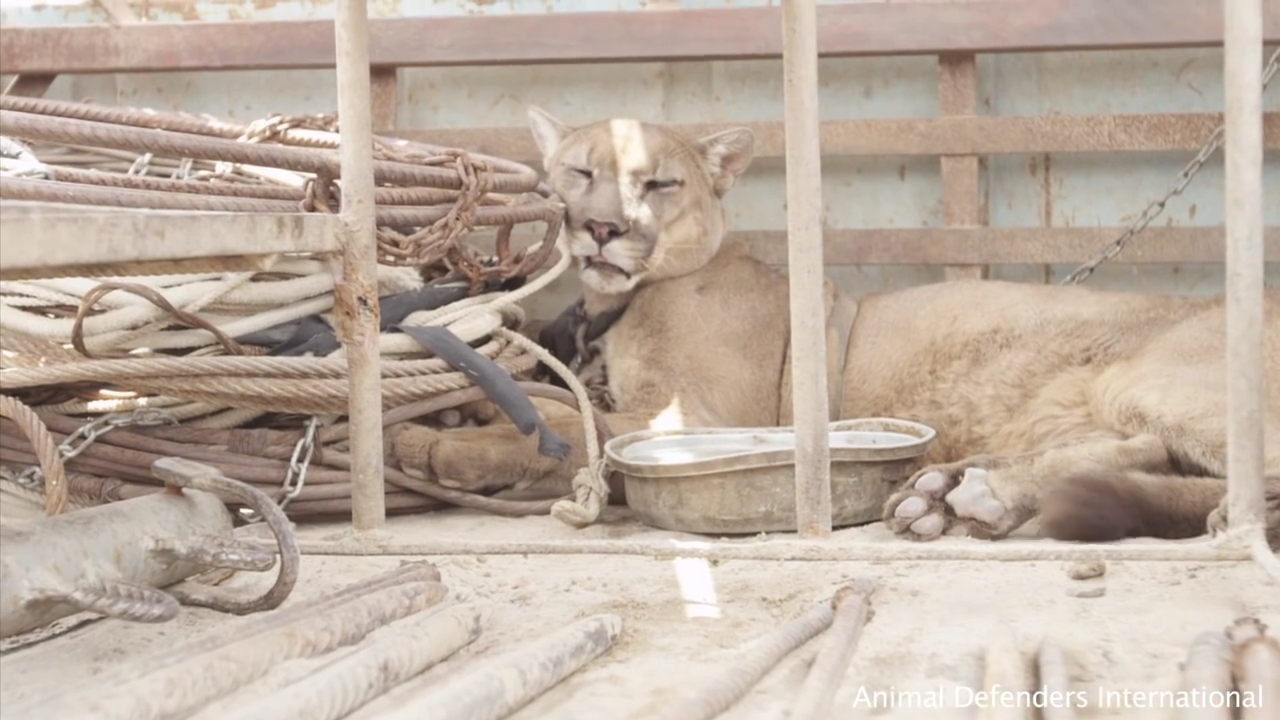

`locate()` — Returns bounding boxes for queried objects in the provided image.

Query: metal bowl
[604,417,937,535]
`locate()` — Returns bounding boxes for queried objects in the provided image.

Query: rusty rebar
[1179,629,1235,720]
[0,94,542,178]
[214,603,488,720]
[0,109,538,193]
[36,166,489,207]
[0,175,564,240]
[40,164,308,200]
[380,613,623,720]
[1036,641,1077,720]
[152,457,299,615]
[1228,618,1280,720]
[23,580,180,625]
[981,625,1032,720]
[654,599,837,720]
[789,580,875,720]
[1,176,300,213]
[18,579,450,720]
[2,382,593,519]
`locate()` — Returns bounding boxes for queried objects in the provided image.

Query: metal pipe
[789,581,875,720]
[23,581,449,720]
[654,598,835,720]
[980,624,1031,720]
[1228,618,1280,720]
[380,613,622,720]
[211,603,486,720]
[333,0,386,531]
[1178,630,1234,720]
[1223,0,1265,538]
[781,0,831,538]
[1036,642,1077,720]
[265,536,1256,563]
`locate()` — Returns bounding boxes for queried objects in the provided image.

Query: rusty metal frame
[0,1,1275,574]
[2,0,1278,74]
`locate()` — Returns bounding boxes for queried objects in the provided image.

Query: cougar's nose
[584,220,626,245]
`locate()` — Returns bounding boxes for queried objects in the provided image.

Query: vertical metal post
[782,0,832,538]
[334,0,386,531]
[1223,0,1265,536]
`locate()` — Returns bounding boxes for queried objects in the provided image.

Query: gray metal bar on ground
[980,624,1031,720]
[333,0,386,531]
[1036,641,1077,720]
[781,0,831,538]
[379,613,622,720]
[17,580,448,720]
[655,600,835,720]
[788,581,874,720]
[1227,618,1280,720]
[273,535,1254,563]
[213,603,486,720]
[0,488,232,638]
[1178,629,1234,720]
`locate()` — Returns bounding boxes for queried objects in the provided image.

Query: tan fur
[387,108,1280,545]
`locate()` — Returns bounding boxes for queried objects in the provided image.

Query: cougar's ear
[694,127,755,197]
[527,106,572,168]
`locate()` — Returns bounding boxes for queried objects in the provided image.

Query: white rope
[1,228,604,525]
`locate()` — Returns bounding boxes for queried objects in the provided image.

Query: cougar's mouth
[583,256,632,279]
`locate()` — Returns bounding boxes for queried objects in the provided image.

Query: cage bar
[333,0,386,531]
[781,0,832,539]
[1223,0,1267,541]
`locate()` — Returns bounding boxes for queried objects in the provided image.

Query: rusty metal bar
[738,226,1280,266]
[789,581,874,720]
[1224,0,1266,543]
[781,0,830,539]
[397,112,1280,163]
[655,599,836,720]
[263,535,1257,562]
[370,67,398,133]
[1228,618,1280,720]
[938,53,988,281]
[333,0,386,532]
[0,202,341,284]
[381,613,622,720]
[470,226,1280,267]
[27,581,449,720]
[1179,630,1235,720]
[3,1,1279,74]
[211,603,485,720]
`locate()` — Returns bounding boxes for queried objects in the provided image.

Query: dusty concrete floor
[0,504,1275,720]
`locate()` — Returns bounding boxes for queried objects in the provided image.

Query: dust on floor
[0,508,1274,720]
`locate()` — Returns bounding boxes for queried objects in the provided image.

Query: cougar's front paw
[386,423,504,494]
[882,457,1021,541]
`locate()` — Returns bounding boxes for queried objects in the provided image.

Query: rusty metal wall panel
[1,0,1276,315]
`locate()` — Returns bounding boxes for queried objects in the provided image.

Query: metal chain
[14,407,178,488]
[1060,47,1280,285]
[241,415,321,523]
[279,415,320,510]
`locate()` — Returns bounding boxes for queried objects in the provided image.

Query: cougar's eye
[570,167,594,180]
[643,178,681,193]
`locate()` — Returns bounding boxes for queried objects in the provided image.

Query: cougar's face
[527,108,755,297]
